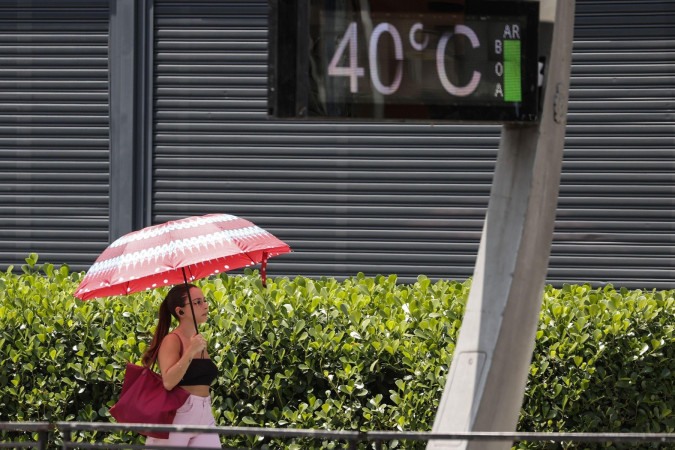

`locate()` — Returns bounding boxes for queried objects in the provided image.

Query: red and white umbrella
[74,213,291,301]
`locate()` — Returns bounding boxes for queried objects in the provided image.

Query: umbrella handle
[181,267,200,335]
[261,251,268,287]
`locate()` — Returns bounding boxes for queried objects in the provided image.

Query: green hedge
[0,254,673,449]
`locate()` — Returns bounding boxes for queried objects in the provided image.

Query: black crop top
[179,358,219,386]
[170,333,219,387]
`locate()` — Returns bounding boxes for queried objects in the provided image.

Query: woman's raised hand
[187,333,207,358]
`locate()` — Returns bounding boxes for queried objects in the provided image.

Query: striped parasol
[74,213,291,301]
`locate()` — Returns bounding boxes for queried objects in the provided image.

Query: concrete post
[428,1,575,449]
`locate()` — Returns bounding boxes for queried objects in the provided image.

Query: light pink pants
[146,395,221,448]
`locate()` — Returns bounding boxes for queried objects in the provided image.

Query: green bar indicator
[504,40,522,102]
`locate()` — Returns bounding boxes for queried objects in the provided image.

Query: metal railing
[0,422,51,450]
[1,422,673,449]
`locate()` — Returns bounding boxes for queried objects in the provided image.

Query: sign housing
[269,0,540,122]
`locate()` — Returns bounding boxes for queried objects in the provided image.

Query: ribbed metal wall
[0,1,110,270]
[152,0,674,288]
[152,1,501,284]
[558,0,674,288]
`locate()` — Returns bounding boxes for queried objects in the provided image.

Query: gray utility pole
[428,1,575,449]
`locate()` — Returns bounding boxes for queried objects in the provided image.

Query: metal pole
[181,267,199,334]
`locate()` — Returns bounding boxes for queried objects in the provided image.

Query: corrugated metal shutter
[153,0,674,289]
[0,0,109,270]
[153,0,499,283]
[556,0,675,288]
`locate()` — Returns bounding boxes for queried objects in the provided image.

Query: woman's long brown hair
[141,283,196,368]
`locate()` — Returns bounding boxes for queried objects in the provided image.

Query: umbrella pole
[261,251,268,287]
[181,267,199,334]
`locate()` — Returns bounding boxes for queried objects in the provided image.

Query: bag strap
[151,333,183,373]
[169,331,202,359]
[169,332,184,357]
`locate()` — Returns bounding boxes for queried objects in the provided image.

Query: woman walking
[142,283,221,448]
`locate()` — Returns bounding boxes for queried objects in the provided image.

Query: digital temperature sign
[269,0,540,122]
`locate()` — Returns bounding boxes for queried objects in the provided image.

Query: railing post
[37,429,49,450]
[60,427,72,450]
[347,440,358,450]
